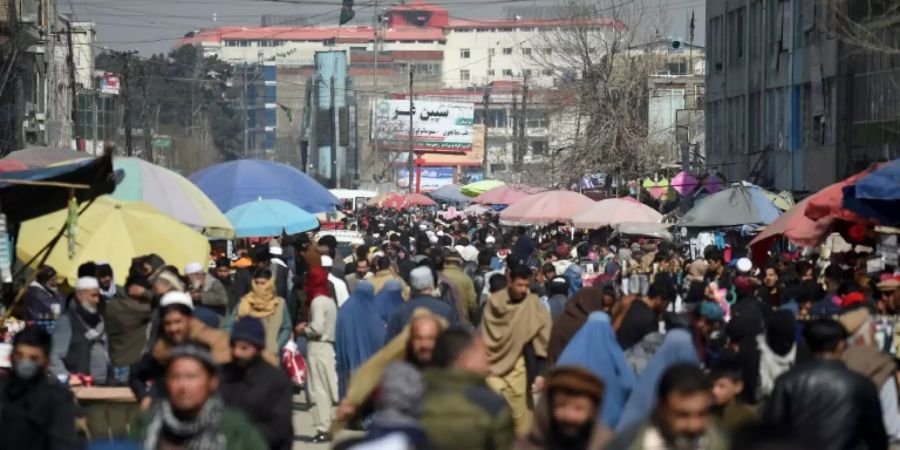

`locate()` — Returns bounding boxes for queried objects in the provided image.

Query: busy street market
[0,147,897,450]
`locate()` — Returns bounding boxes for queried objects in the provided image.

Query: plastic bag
[282,339,307,386]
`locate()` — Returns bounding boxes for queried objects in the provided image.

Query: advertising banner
[372,99,474,153]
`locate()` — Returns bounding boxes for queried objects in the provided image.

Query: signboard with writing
[100,73,120,95]
[372,99,474,153]
[397,166,454,191]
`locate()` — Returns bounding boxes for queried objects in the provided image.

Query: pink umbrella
[500,190,594,224]
[472,184,545,205]
[702,174,723,193]
[671,171,698,196]
[0,159,29,173]
[404,193,437,207]
[572,198,663,228]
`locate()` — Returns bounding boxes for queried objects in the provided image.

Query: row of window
[459,68,552,81]
[460,47,551,58]
[452,27,539,33]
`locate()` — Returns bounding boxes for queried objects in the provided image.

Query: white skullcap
[373,233,381,239]
[75,277,99,290]
[269,246,283,256]
[429,236,439,244]
[321,255,334,267]
[736,257,753,273]
[418,224,427,230]
[184,262,204,275]
[426,230,436,238]
[160,291,194,310]
[437,230,445,237]
[485,235,496,244]
[409,266,434,292]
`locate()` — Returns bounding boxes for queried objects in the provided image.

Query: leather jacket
[763,359,887,450]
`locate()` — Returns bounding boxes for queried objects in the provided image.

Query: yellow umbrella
[17,196,211,283]
[761,188,795,211]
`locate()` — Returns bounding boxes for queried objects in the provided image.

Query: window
[519,27,533,32]
[502,69,513,76]
[488,48,495,56]
[460,48,470,59]
[542,68,552,76]
[522,48,532,56]
[487,69,495,76]
[460,69,470,81]
[475,109,507,127]
[502,48,513,55]
[523,69,532,77]
[542,48,552,55]
[526,112,550,128]
[531,140,547,154]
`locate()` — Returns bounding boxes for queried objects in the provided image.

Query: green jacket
[420,369,516,450]
[442,265,478,320]
[129,406,268,450]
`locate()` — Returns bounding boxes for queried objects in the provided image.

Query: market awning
[0,154,115,224]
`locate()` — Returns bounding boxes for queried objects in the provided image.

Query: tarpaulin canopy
[189,160,339,213]
[429,184,470,203]
[111,157,234,239]
[0,155,115,224]
[678,185,781,227]
[405,193,437,207]
[842,159,900,225]
[611,222,673,241]
[572,198,663,229]
[225,199,319,238]
[500,191,594,225]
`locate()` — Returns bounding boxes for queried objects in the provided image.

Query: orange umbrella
[500,190,594,224]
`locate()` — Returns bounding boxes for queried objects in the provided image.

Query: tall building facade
[706,0,900,192]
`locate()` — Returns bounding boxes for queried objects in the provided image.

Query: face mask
[14,359,41,380]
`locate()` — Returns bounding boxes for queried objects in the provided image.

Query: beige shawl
[481,289,551,377]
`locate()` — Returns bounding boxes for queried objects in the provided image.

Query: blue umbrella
[843,158,900,225]
[189,160,339,213]
[225,199,320,238]
[429,184,470,203]
[679,184,781,227]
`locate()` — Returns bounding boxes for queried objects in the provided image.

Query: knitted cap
[231,317,266,349]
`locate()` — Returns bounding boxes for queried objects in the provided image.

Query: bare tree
[827,0,900,55]
[524,0,671,188]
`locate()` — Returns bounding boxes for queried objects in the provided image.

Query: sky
[68,0,705,56]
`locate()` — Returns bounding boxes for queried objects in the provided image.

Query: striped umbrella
[111,157,234,239]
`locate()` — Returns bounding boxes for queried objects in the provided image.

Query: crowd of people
[1,206,899,450]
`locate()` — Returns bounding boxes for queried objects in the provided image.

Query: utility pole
[481,85,491,179]
[510,88,518,175]
[517,73,528,173]
[331,73,338,188]
[406,65,414,194]
[242,64,248,158]
[119,50,138,157]
[65,21,79,143]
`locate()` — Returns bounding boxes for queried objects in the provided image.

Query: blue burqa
[335,281,386,397]
[558,312,636,428]
[616,329,699,430]
[374,279,405,325]
[563,265,584,298]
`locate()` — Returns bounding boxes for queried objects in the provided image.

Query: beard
[549,419,593,450]
[405,341,432,369]
[657,421,705,450]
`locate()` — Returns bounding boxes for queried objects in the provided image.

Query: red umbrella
[472,184,545,205]
[0,159,29,173]
[500,190,594,224]
[405,193,437,207]
[804,167,880,223]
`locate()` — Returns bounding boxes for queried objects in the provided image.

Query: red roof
[447,17,623,30]
[177,25,445,47]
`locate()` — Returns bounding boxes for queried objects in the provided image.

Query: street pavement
[292,393,329,450]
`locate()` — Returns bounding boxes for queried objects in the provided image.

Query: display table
[71,386,139,440]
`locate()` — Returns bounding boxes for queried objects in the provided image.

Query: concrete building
[705,0,900,192]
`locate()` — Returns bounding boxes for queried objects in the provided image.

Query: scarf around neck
[238,276,277,318]
[756,334,795,401]
[143,396,225,450]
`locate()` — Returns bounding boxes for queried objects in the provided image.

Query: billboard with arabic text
[371,99,474,153]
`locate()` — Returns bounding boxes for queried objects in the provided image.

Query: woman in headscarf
[227,268,292,361]
[557,312,636,428]
[374,279,405,326]
[753,309,799,404]
[547,286,608,366]
[616,329,699,430]
[563,265,584,298]
[335,281,386,397]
